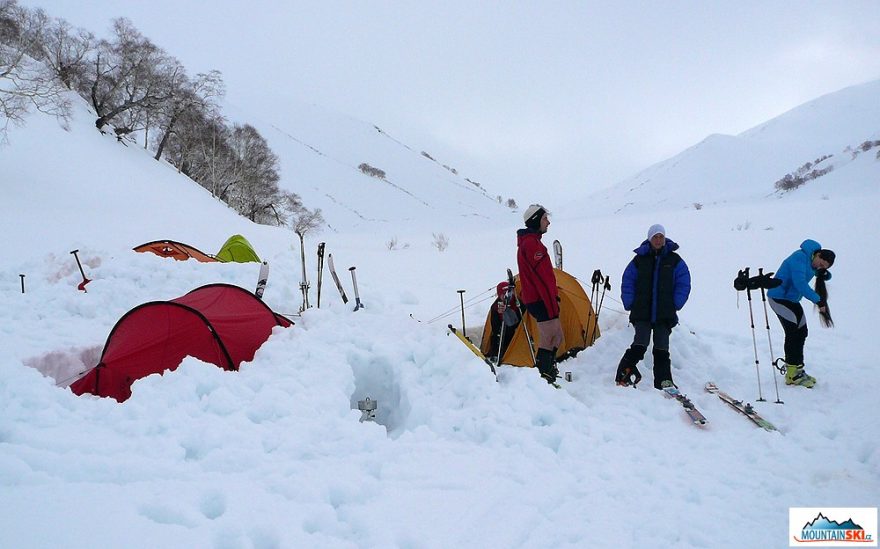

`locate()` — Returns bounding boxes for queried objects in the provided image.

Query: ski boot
[535,348,559,384]
[785,363,816,388]
[615,345,645,387]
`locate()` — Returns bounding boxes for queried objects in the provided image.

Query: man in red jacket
[517,204,562,383]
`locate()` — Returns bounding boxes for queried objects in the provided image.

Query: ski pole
[495,281,516,366]
[587,269,602,344]
[758,268,783,404]
[592,275,611,344]
[495,292,507,366]
[316,242,325,308]
[597,276,611,318]
[69,249,91,292]
[349,266,364,311]
[743,268,766,402]
[20,274,25,294]
[506,269,536,365]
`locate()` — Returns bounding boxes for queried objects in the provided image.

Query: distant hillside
[581,79,880,216]
[225,100,515,232]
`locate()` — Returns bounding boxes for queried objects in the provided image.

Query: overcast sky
[21,1,880,200]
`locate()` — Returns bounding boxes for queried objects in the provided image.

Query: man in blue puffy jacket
[615,224,691,389]
[767,239,836,388]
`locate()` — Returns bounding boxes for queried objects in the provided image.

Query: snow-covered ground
[1,90,878,548]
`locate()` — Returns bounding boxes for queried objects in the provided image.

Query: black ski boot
[615,345,645,387]
[652,348,673,390]
[535,348,558,384]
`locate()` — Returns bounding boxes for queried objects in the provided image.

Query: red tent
[70,284,292,402]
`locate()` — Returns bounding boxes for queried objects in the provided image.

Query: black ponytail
[814,268,833,328]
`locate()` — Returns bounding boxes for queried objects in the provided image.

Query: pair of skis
[658,382,778,431]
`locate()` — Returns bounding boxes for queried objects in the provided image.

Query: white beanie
[523,204,549,227]
[647,224,666,240]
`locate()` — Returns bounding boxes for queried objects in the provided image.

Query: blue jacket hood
[633,238,680,256]
[800,239,821,256]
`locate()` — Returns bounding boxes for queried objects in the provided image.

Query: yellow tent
[480,269,599,367]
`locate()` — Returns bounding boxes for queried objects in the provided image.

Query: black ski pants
[769,297,808,365]
[619,321,673,388]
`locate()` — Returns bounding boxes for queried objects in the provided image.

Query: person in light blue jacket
[767,239,836,388]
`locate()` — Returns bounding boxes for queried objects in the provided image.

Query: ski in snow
[662,386,707,425]
[705,382,778,432]
[327,253,349,304]
[448,324,497,378]
[254,261,269,299]
[316,243,325,307]
[553,239,563,270]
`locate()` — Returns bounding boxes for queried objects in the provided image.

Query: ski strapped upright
[705,382,778,432]
[327,253,349,304]
[553,239,563,270]
[316,243,325,307]
[254,261,269,299]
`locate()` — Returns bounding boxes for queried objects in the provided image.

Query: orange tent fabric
[134,240,217,262]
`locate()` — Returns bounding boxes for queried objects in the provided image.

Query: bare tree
[26,10,94,90]
[84,18,170,132]
[0,0,71,142]
[153,68,223,160]
[432,232,449,252]
[226,123,284,222]
[291,204,324,241]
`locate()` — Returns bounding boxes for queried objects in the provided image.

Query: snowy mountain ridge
[577,78,880,217]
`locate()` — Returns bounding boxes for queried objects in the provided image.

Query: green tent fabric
[216,234,260,263]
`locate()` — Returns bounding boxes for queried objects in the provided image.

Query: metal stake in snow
[457,289,466,339]
[349,266,364,311]
[20,274,25,294]
[69,249,91,292]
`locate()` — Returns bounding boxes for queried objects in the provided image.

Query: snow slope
[1,84,878,549]
[223,98,515,233]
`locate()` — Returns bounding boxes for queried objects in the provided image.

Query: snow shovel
[70,249,91,292]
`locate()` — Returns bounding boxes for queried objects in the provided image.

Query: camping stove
[358,397,377,423]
